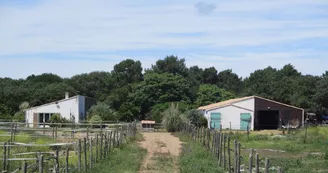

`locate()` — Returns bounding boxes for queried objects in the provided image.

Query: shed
[198,96,304,131]
[24,93,96,128]
[141,120,155,131]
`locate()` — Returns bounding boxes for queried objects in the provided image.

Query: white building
[25,93,96,127]
[198,96,304,131]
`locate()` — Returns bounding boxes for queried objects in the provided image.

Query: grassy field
[229,126,328,173]
[176,133,224,173]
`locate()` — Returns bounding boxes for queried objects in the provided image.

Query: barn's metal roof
[197,95,303,111]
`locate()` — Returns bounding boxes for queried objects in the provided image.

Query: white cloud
[0,0,327,78]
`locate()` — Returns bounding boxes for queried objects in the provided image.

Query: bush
[185,109,207,127]
[13,111,25,122]
[87,102,117,121]
[162,103,186,132]
[49,113,71,127]
[89,115,103,128]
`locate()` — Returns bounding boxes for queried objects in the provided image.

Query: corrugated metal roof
[197,95,304,111]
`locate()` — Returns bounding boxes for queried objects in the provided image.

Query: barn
[198,96,304,131]
[24,93,96,127]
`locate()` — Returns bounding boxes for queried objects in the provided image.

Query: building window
[38,113,54,123]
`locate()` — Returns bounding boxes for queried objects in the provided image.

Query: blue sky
[0,0,327,79]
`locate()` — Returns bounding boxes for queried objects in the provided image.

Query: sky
[0,0,327,79]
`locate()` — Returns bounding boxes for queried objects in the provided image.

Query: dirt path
[139,132,182,173]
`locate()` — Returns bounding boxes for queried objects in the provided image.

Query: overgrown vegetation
[176,132,223,173]
[89,134,147,173]
[162,103,187,132]
[1,56,328,122]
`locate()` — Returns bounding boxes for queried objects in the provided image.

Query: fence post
[212,131,216,154]
[100,133,103,159]
[255,153,259,173]
[43,122,45,135]
[52,127,55,140]
[22,161,27,173]
[109,131,112,152]
[249,149,253,173]
[7,139,10,171]
[223,134,226,170]
[227,136,231,173]
[65,148,69,173]
[264,158,270,173]
[39,155,44,173]
[234,140,237,173]
[78,139,82,172]
[304,123,308,143]
[237,142,241,173]
[90,137,93,169]
[96,133,99,162]
[230,122,232,132]
[55,126,58,140]
[84,138,87,172]
[207,128,210,149]
[55,150,59,173]
[2,142,7,172]
[87,127,89,139]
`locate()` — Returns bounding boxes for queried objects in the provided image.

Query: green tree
[217,69,243,94]
[133,72,191,118]
[111,59,143,86]
[203,67,218,84]
[314,72,328,109]
[195,84,235,107]
[87,102,117,121]
[149,55,188,76]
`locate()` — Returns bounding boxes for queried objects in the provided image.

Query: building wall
[232,98,255,111]
[25,96,81,127]
[204,105,254,130]
[254,97,304,129]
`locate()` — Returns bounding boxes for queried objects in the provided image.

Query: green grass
[145,152,175,172]
[89,140,147,173]
[176,132,223,173]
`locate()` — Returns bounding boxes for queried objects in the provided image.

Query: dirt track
[139,132,182,173]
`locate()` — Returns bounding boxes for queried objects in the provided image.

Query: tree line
[0,56,327,122]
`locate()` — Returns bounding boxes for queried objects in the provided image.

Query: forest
[0,56,327,122]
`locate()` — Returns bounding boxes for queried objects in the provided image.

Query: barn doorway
[257,110,279,130]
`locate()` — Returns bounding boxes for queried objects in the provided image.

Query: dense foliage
[0,56,327,122]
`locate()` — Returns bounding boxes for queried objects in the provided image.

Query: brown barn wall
[254,97,303,129]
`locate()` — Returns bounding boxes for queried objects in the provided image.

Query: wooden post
[304,123,308,143]
[90,138,93,169]
[207,128,210,149]
[52,127,55,140]
[237,142,241,173]
[84,138,87,172]
[22,161,27,173]
[65,148,69,173]
[39,155,44,173]
[116,129,119,147]
[255,153,259,173]
[230,122,232,132]
[234,140,237,173]
[212,131,216,154]
[223,134,226,170]
[96,134,99,162]
[55,150,59,173]
[100,133,103,159]
[113,130,116,148]
[203,127,206,146]
[104,133,107,159]
[7,139,10,171]
[2,142,7,172]
[264,158,270,173]
[249,149,253,173]
[109,131,112,152]
[247,125,250,140]
[227,137,231,173]
[87,127,89,139]
[78,139,82,172]
[43,122,45,135]
[219,132,224,167]
[55,126,58,140]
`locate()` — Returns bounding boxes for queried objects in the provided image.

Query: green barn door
[210,113,221,129]
[240,113,251,130]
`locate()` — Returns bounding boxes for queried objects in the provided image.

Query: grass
[175,132,223,173]
[89,142,147,173]
[145,152,175,173]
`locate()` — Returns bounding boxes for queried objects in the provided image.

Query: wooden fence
[0,123,137,173]
[182,123,283,173]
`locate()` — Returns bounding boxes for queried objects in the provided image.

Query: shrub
[185,109,207,127]
[49,113,71,127]
[162,103,186,132]
[89,115,103,128]
[87,102,117,121]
